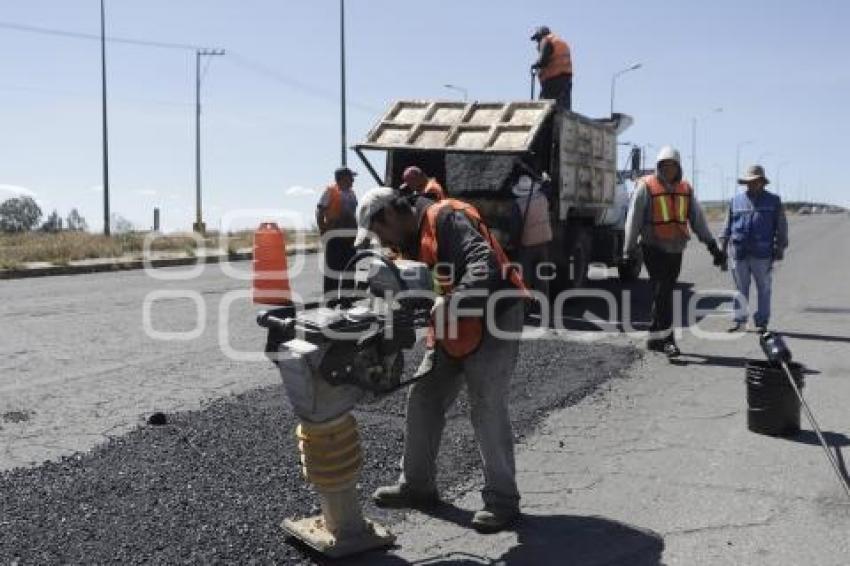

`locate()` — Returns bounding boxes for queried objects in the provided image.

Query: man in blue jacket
[720,165,789,332]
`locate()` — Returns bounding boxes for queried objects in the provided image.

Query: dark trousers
[322,234,356,296]
[518,243,551,303]
[540,75,572,111]
[642,244,683,343]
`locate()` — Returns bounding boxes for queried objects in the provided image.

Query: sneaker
[663,342,681,358]
[646,338,666,352]
[727,321,745,333]
[472,506,520,534]
[755,324,768,334]
[372,484,440,510]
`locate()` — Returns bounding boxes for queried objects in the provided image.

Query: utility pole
[194,48,225,234]
[340,0,347,166]
[100,0,110,236]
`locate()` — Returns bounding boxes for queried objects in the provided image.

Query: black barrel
[746,360,805,437]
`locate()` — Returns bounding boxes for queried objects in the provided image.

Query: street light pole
[735,140,754,198]
[691,107,722,191]
[443,84,468,101]
[776,160,790,197]
[194,48,225,234]
[712,163,725,203]
[610,63,642,116]
[100,0,110,236]
[340,0,347,166]
[691,117,696,188]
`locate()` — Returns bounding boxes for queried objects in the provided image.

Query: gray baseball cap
[354,186,396,246]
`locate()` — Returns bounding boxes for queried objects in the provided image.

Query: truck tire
[566,227,592,289]
[618,248,644,283]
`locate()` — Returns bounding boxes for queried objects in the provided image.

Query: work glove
[707,241,728,272]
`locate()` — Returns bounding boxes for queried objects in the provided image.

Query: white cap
[656,145,681,166]
[512,175,534,197]
[354,186,396,246]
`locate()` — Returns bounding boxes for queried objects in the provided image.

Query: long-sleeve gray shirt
[402,198,516,313]
[624,178,716,254]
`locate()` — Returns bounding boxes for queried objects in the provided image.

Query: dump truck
[353,100,642,289]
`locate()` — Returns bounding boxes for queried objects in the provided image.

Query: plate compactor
[257,256,436,558]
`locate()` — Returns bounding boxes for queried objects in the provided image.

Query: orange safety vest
[538,34,573,82]
[645,175,692,240]
[323,184,343,223]
[423,178,446,201]
[418,199,528,359]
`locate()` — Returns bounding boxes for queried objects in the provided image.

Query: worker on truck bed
[530,25,573,110]
[623,146,727,358]
[399,165,446,201]
[316,166,358,296]
[353,187,528,534]
[719,164,788,333]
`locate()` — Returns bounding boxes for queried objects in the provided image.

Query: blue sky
[0,0,847,232]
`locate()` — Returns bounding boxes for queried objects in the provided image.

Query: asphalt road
[0,253,323,469]
[2,214,848,564]
[382,213,850,565]
[0,246,639,563]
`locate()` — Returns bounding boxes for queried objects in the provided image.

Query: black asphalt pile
[0,339,638,565]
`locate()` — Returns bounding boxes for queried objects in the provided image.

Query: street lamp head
[630,63,642,71]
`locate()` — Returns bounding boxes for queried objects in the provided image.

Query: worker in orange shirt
[400,166,446,201]
[316,166,358,296]
[530,25,573,110]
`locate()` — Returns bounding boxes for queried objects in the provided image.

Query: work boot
[472,506,520,534]
[372,484,440,510]
[727,321,746,333]
[663,341,681,359]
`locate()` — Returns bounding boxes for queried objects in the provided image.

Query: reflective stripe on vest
[418,198,528,358]
[539,34,573,82]
[644,175,692,241]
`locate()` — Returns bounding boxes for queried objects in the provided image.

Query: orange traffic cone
[253,222,291,305]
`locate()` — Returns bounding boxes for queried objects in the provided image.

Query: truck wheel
[566,228,592,288]
[618,248,644,283]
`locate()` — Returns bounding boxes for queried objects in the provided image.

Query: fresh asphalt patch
[1,338,638,565]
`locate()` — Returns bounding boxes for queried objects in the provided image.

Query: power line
[225,52,380,115]
[0,20,212,51]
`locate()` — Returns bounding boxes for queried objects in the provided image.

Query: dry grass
[0,232,199,266]
[702,206,728,222]
[218,229,319,254]
[0,229,320,268]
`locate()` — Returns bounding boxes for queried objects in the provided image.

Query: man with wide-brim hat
[720,164,788,332]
